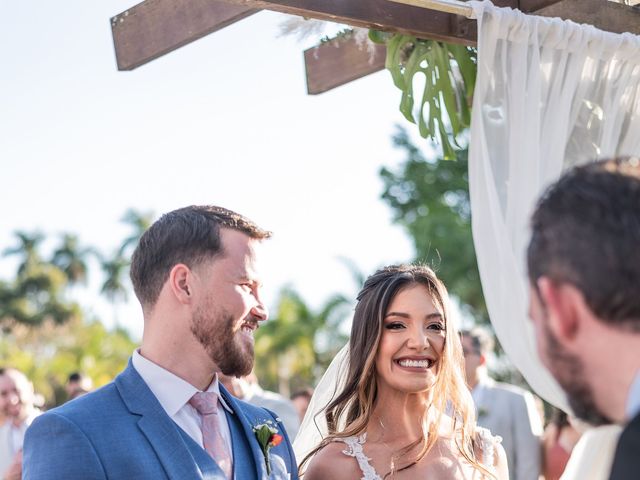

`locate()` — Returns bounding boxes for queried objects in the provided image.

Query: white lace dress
[336,428,501,480]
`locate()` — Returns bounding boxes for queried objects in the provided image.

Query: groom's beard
[191,305,255,377]
[543,321,611,426]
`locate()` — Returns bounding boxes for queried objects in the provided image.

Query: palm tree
[3,231,45,277]
[98,252,129,303]
[51,233,93,286]
[254,287,351,396]
[119,209,154,257]
[1,260,78,330]
[98,252,130,327]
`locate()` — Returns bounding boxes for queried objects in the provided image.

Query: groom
[527,158,640,480]
[23,205,298,479]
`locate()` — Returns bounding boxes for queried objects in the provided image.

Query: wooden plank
[305,36,386,95]
[111,0,259,70]
[301,0,524,95]
[534,0,640,35]
[518,0,569,11]
[215,0,505,43]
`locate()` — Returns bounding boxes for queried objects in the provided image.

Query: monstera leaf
[371,31,476,159]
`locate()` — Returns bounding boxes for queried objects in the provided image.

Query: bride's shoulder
[473,425,502,449]
[303,437,365,480]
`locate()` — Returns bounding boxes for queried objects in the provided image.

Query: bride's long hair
[299,264,492,477]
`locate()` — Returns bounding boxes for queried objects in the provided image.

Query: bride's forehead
[386,284,441,310]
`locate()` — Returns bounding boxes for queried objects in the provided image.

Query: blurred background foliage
[380,126,487,323]
[0,318,136,406]
[0,209,151,406]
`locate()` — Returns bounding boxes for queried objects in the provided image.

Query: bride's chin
[384,379,438,396]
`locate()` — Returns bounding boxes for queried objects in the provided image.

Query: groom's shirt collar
[132,349,233,454]
[132,349,232,415]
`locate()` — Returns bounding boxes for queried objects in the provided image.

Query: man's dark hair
[290,388,314,402]
[460,327,494,356]
[130,205,271,309]
[528,157,640,331]
[67,372,83,383]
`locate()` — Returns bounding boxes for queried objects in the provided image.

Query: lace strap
[475,426,502,469]
[335,434,383,480]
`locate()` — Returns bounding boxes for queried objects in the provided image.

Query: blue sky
[1,1,422,339]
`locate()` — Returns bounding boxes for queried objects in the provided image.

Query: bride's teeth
[399,359,431,368]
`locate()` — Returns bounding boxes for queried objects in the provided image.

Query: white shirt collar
[132,349,233,416]
[625,369,640,421]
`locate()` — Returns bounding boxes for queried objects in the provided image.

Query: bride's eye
[426,322,445,331]
[384,322,405,330]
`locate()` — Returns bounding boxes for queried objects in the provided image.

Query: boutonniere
[478,407,489,418]
[253,420,283,475]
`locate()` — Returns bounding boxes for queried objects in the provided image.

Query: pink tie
[189,392,233,479]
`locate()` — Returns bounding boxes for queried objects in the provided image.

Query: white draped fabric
[293,344,349,464]
[468,1,640,476]
[468,0,640,410]
[560,424,621,480]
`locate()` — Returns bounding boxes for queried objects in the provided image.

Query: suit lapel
[115,361,221,480]
[219,384,267,479]
[610,412,640,480]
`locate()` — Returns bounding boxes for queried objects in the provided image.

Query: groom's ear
[168,263,193,304]
[537,277,581,343]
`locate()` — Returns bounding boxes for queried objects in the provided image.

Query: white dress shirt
[625,369,640,421]
[132,350,234,458]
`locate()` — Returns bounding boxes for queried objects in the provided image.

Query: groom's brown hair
[130,205,271,310]
[527,157,640,331]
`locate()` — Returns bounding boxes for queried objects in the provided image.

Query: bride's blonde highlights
[300,265,495,478]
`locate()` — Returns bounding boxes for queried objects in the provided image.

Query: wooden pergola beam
[535,0,640,35]
[111,0,259,70]
[305,37,386,95]
[112,0,527,71]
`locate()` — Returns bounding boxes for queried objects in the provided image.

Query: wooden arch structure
[111,0,640,94]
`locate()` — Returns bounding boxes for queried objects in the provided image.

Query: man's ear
[479,354,488,367]
[168,264,193,305]
[537,277,581,341]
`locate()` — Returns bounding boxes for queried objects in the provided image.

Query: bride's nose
[406,326,430,350]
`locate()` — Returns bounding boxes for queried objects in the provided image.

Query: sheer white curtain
[468,0,640,410]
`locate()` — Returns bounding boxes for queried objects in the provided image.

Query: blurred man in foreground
[527,157,640,480]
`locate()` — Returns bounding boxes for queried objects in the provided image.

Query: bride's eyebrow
[384,311,409,319]
[384,312,443,320]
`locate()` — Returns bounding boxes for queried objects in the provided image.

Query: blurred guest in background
[0,368,40,480]
[461,327,542,480]
[0,369,5,430]
[542,408,581,480]
[290,388,313,423]
[65,372,93,401]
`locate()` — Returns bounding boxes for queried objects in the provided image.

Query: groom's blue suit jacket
[23,361,298,479]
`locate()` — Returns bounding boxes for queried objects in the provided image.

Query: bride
[296,264,508,479]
